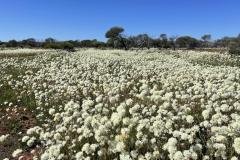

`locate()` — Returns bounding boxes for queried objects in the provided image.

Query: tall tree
[130,34,151,50]
[201,34,211,42]
[201,34,211,47]
[105,26,128,50]
[169,36,177,50]
[160,34,168,49]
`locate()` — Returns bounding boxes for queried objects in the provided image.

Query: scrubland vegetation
[0,48,240,160]
[1,27,240,55]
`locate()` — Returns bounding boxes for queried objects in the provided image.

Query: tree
[105,27,124,38]
[62,42,75,52]
[201,34,211,47]
[201,34,211,42]
[45,38,56,43]
[169,36,177,50]
[228,36,240,55]
[6,40,18,47]
[106,38,114,48]
[151,38,161,48]
[21,38,38,48]
[66,40,80,47]
[105,26,128,50]
[160,34,167,40]
[215,37,234,48]
[129,34,151,50]
[43,38,57,49]
[229,40,240,55]
[0,41,5,49]
[80,40,93,48]
[160,34,168,49]
[138,34,151,49]
[176,36,199,49]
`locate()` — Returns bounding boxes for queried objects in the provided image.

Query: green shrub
[62,42,75,52]
[43,42,75,51]
[43,43,62,49]
[229,41,240,55]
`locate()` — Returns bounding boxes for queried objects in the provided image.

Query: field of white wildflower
[0,48,240,160]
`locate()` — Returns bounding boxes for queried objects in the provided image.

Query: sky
[0,0,240,41]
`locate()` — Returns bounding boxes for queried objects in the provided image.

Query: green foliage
[176,36,200,49]
[229,40,240,55]
[160,34,167,40]
[201,34,211,42]
[43,41,75,51]
[0,67,37,110]
[45,37,56,43]
[105,26,128,50]
[106,39,114,48]
[80,39,105,48]
[21,38,38,48]
[1,29,240,51]
[43,42,62,49]
[6,40,18,47]
[62,42,75,51]
[105,26,124,38]
[160,34,169,48]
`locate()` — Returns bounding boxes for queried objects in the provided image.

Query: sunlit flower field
[0,48,240,160]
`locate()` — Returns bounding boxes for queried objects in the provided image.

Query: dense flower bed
[1,49,240,160]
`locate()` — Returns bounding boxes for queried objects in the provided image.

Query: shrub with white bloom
[126,98,133,106]
[233,137,240,154]
[163,137,178,157]
[120,153,132,160]
[75,152,84,160]
[0,134,9,143]
[22,135,30,143]
[115,141,125,152]
[202,109,210,120]
[41,152,49,160]
[49,108,55,115]
[231,157,238,160]
[27,137,36,147]
[54,113,61,121]
[186,115,194,124]
[111,112,122,126]
[173,151,183,160]
[12,149,23,158]
[96,95,103,103]
[82,143,91,154]
[26,126,42,135]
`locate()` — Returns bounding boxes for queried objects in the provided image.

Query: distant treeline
[0,26,240,54]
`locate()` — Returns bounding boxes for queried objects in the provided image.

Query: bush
[43,43,62,49]
[62,42,75,52]
[176,36,200,49]
[229,41,240,55]
[43,42,75,51]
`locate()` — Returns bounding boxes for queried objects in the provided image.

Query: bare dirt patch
[0,107,38,160]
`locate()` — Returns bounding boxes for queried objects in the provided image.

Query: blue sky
[0,0,239,41]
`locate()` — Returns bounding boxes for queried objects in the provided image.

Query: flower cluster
[0,134,9,143]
